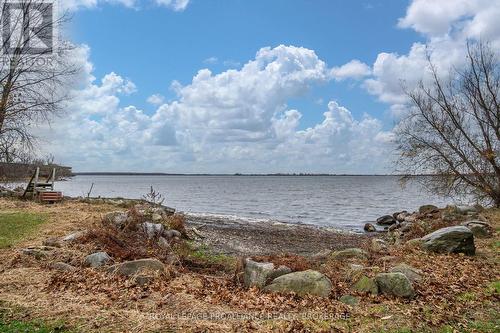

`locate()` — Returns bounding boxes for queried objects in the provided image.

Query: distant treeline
[0,163,72,181]
[73,172,409,177]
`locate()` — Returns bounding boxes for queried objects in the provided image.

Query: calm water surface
[48,175,462,231]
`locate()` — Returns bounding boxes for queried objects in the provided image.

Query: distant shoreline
[72,172,415,177]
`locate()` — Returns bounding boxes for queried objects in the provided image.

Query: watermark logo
[1,0,55,56]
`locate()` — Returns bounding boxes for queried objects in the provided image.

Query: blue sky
[37,0,500,173]
[71,1,420,128]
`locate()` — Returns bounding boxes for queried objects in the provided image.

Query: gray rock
[331,248,368,261]
[21,246,56,259]
[42,238,62,248]
[163,229,182,240]
[339,295,359,306]
[376,215,397,225]
[107,258,165,276]
[50,262,77,272]
[346,264,365,282]
[461,220,493,238]
[311,249,332,261]
[388,223,400,232]
[352,275,378,295]
[421,226,475,255]
[84,252,112,267]
[371,238,388,253]
[243,259,275,288]
[103,211,129,229]
[364,223,376,232]
[375,272,415,298]
[456,205,478,215]
[62,231,86,242]
[419,205,439,214]
[157,236,170,250]
[264,270,332,297]
[389,263,423,283]
[141,222,165,239]
[395,211,410,222]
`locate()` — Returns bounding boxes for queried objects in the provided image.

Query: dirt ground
[0,198,498,332]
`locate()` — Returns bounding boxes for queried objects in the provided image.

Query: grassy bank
[0,212,47,248]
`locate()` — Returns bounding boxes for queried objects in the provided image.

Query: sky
[35,0,500,174]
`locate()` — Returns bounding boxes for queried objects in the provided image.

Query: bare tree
[0,0,77,161]
[396,41,500,207]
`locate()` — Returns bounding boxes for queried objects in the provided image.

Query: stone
[352,275,378,295]
[389,263,423,283]
[404,215,417,223]
[158,236,170,250]
[461,220,493,238]
[395,211,410,222]
[419,205,439,214]
[264,270,332,297]
[42,238,62,248]
[21,246,56,259]
[375,272,415,298]
[455,205,478,215]
[268,265,292,281]
[243,259,275,288]
[371,238,388,253]
[376,215,397,225]
[151,213,163,222]
[364,223,376,232]
[84,252,112,268]
[346,264,365,282]
[141,222,165,239]
[311,249,332,261]
[163,229,182,240]
[421,226,475,255]
[339,295,359,306]
[107,258,165,277]
[331,248,368,261]
[103,211,129,229]
[388,223,400,232]
[50,262,77,272]
[62,231,86,242]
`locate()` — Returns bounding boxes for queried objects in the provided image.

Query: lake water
[50,175,461,231]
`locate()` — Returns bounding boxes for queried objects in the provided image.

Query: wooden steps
[23,167,63,203]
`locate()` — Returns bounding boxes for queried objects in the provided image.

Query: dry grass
[0,197,498,332]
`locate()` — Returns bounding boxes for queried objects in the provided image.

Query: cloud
[203,57,218,65]
[330,59,371,81]
[364,0,500,107]
[147,94,165,105]
[38,45,394,173]
[60,0,191,12]
[154,0,190,11]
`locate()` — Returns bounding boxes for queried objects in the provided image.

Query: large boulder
[421,226,475,255]
[103,211,129,229]
[371,238,388,253]
[141,222,165,239]
[243,259,291,288]
[375,272,415,298]
[389,263,423,283]
[461,220,493,238]
[364,223,376,232]
[376,215,397,225]
[419,205,439,214]
[352,275,378,295]
[331,248,368,261]
[84,252,112,267]
[264,270,332,297]
[107,258,165,276]
[243,259,275,288]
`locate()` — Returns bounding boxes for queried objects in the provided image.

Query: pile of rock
[243,258,332,297]
[23,204,182,285]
